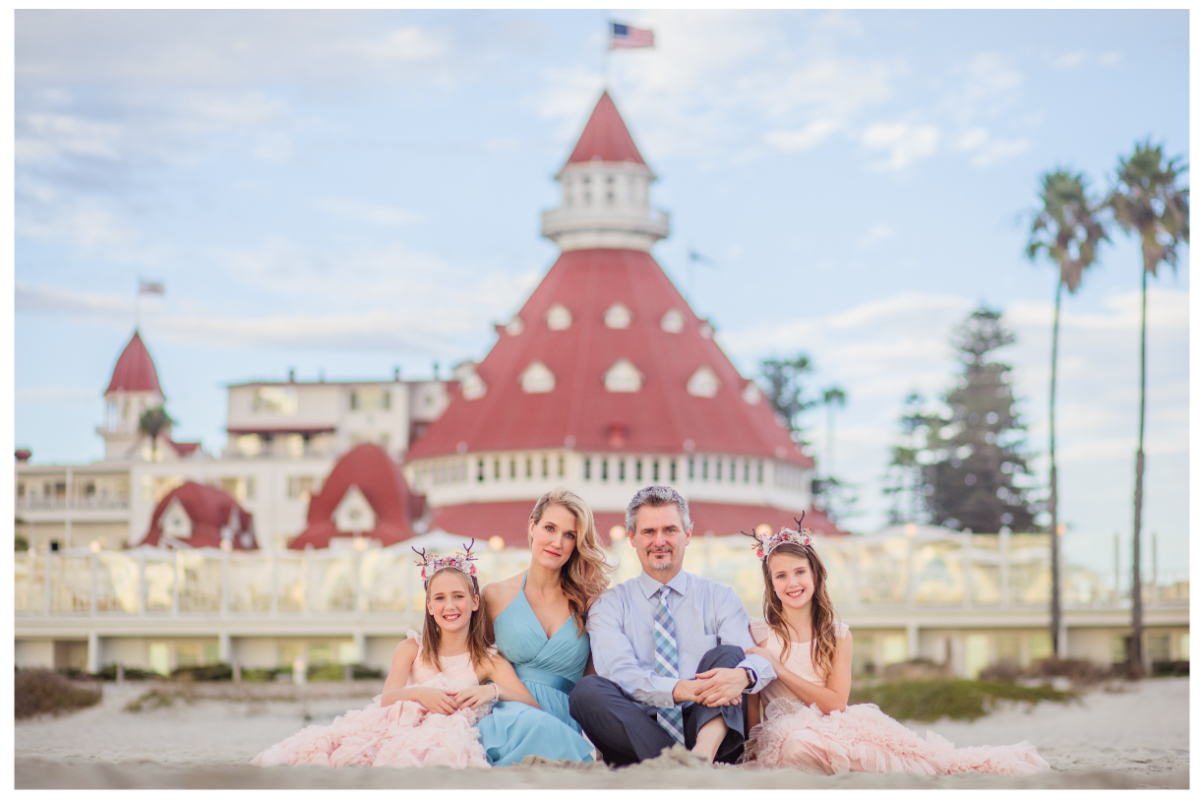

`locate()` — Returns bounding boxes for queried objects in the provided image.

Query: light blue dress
[475,575,594,765]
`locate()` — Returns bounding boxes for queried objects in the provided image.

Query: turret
[541,91,670,252]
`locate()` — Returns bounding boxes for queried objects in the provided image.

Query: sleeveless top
[749,618,850,718]
[405,629,493,688]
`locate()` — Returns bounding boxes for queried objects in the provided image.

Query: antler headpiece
[412,539,479,586]
[740,513,814,561]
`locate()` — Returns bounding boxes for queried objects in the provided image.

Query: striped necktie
[652,586,686,745]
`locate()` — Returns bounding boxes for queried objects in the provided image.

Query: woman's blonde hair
[761,542,839,681]
[529,488,613,634]
[420,567,490,672]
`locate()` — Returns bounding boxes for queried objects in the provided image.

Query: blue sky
[14,10,1189,581]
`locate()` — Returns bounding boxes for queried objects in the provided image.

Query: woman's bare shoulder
[482,572,525,617]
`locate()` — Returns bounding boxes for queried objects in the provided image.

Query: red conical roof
[105,330,162,395]
[564,90,647,167]
[407,248,812,467]
[289,443,423,549]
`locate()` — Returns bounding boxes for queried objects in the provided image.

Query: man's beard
[648,550,674,571]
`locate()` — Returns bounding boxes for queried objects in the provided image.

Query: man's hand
[693,667,749,708]
[671,678,703,705]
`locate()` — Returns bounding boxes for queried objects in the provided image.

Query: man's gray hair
[625,485,692,532]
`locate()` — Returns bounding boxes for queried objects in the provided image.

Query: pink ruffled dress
[743,619,1050,776]
[253,631,491,769]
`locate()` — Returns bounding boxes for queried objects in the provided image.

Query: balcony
[17,495,130,512]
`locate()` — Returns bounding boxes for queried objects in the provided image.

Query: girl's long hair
[761,541,839,681]
[529,488,613,635]
[421,567,490,672]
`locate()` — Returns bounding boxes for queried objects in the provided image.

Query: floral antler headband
[740,513,814,561]
[412,539,479,585]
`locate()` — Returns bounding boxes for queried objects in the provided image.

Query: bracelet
[492,683,500,702]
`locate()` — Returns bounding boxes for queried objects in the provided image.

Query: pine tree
[759,355,817,446]
[883,391,933,524]
[924,306,1041,533]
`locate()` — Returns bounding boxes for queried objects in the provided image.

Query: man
[569,485,775,766]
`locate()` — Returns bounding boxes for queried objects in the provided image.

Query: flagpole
[135,275,141,330]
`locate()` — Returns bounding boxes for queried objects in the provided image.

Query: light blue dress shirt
[588,569,776,709]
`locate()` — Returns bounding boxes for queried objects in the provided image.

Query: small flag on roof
[609,22,654,50]
[139,280,165,295]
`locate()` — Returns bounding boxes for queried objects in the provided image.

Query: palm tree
[821,386,847,478]
[1107,141,1189,676]
[1026,169,1108,657]
[138,406,175,462]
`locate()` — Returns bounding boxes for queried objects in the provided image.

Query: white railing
[16,496,130,512]
[14,531,1187,619]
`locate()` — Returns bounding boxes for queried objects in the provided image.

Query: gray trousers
[568,645,748,767]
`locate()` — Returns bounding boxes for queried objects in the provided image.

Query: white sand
[15,677,1188,789]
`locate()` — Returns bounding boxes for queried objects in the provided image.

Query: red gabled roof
[407,248,812,466]
[105,330,162,395]
[289,443,423,550]
[564,90,647,168]
[140,481,257,550]
[432,500,846,549]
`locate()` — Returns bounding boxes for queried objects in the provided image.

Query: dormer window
[687,366,720,398]
[520,361,556,393]
[604,359,643,393]
[546,303,573,331]
[604,302,632,329]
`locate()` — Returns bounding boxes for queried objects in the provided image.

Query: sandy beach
[15,677,1188,789]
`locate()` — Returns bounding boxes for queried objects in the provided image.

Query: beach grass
[848,679,1078,722]
[15,669,103,720]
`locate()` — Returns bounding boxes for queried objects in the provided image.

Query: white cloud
[316,198,425,227]
[861,121,940,171]
[253,132,296,161]
[350,26,444,63]
[16,387,97,403]
[855,224,895,249]
[1055,50,1122,69]
[763,119,843,153]
[16,112,123,161]
[955,126,1031,167]
[1055,51,1087,68]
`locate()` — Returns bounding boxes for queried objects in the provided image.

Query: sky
[13,10,1190,584]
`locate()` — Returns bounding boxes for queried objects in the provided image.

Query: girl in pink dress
[253,544,540,769]
[740,521,1050,776]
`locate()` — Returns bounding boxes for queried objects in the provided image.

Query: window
[744,460,750,483]
[526,458,533,479]
[636,459,643,481]
[688,457,695,480]
[652,460,659,482]
[583,458,592,481]
[618,459,626,482]
[757,460,764,484]
[253,386,298,415]
[669,460,677,482]
[557,456,565,478]
[287,476,315,501]
[601,459,609,482]
[493,459,501,480]
[509,459,517,479]
[716,459,722,481]
[349,392,358,410]
[541,457,548,478]
[702,458,709,481]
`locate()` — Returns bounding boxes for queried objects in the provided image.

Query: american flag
[609,22,654,50]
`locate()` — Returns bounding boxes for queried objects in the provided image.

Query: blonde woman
[476,488,613,765]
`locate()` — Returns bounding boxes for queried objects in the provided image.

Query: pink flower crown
[412,539,479,585]
[741,514,814,561]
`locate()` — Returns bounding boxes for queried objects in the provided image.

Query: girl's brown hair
[761,541,839,681]
[420,567,491,672]
[529,488,613,635]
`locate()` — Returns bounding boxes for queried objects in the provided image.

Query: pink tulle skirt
[744,698,1050,776]
[253,680,490,769]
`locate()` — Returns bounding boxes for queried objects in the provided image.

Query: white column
[999,528,1010,608]
[906,623,919,661]
[64,466,73,550]
[219,631,232,663]
[353,631,366,664]
[172,551,180,615]
[137,550,146,614]
[86,630,100,674]
[44,547,53,615]
[220,549,230,617]
[89,551,98,616]
[962,533,973,610]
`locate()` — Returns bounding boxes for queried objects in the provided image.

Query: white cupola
[541,91,670,253]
